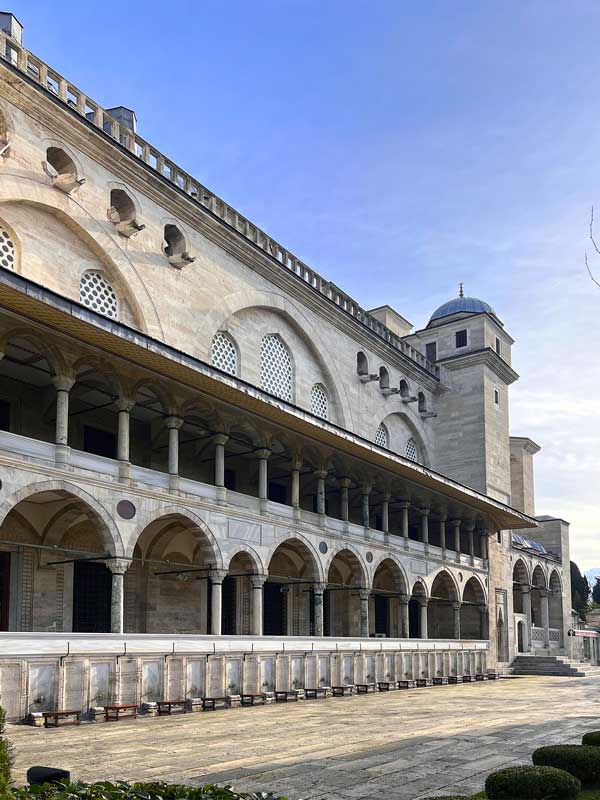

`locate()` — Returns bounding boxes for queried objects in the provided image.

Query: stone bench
[304,687,327,699]
[157,700,186,715]
[377,681,397,691]
[475,673,488,681]
[332,685,354,697]
[397,679,417,689]
[105,704,138,722]
[275,690,299,702]
[416,678,433,688]
[202,696,229,711]
[355,683,376,694]
[487,672,501,680]
[240,693,266,707]
[448,676,463,684]
[42,710,81,728]
[462,675,477,683]
[433,677,449,686]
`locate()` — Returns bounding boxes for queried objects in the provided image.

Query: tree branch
[586,206,600,288]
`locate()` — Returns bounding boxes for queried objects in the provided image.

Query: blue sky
[11,1,600,567]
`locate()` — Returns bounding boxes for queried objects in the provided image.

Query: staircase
[510,654,600,677]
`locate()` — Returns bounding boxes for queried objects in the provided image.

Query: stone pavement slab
[7,676,600,799]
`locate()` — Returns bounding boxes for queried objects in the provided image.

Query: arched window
[406,437,418,462]
[375,423,389,449]
[399,379,409,398]
[79,271,118,319]
[379,366,390,390]
[260,334,293,401]
[108,188,144,237]
[357,351,369,376]
[163,223,194,268]
[418,391,427,412]
[211,331,238,376]
[0,108,9,154]
[46,146,76,176]
[0,224,16,270]
[43,146,85,193]
[311,384,328,419]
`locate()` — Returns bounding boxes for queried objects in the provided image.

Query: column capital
[417,596,429,608]
[212,432,229,446]
[291,454,303,470]
[399,593,410,605]
[479,604,489,614]
[52,373,75,393]
[438,510,448,522]
[313,469,328,480]
[254,448,271,460]
[398,500,410,510]
[250,573,268,589]
[361,483,373,495]
[107,557,130,575]
[451,518,462,528]
[463,520,476,532]
[451,601,462,610]
[520,583,531,594]
[358,588,371,601]
[538,588,548,598]
[210,569,227,584]
[312,582,327,595]
[338,476,352,489]
[116,396,135,413]
[382,491,392,503]
[165,415,184,430]
[419,507,430,517]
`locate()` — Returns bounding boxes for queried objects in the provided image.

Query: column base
[118,461,131,484]
[259,498,269,514]
[403,537,410,550]
[169,475,180,493]
[319,514,327,529]
[293,506,301,523]
[216,486,227,506]
[54,443,71,466]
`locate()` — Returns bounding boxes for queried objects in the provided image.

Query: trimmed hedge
[532,744,600,787]
[9,782,287,800]
[583,731,600,747]
[485,764,580,800]
[0,705,14,788]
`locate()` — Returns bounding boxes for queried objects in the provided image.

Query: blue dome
[429,296,496,323]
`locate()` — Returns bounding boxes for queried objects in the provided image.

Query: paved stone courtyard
[8,677,600,799]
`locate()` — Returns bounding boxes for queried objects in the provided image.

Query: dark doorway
[374,595,389,636]
[517,620,524,653]
[0,399,10,432]
[222,576,237,635]
[0,552,10,630]
[409,598,420,637]
[83,425,117,459]
[73,561,111,632]
[263,581,284,635]
[323,589,331,636]
[206,578,212,634]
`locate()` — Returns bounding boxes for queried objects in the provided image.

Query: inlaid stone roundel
[366,551,373,563]
[117,500,136,520]
[319,541,328,554]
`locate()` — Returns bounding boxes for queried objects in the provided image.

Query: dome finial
[459,282,464,298]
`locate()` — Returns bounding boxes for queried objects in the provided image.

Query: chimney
[106,106,137,133]
[0,12,23,45]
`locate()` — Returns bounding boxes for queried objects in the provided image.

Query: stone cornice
[0,59,440,390]
[437,348,519,385]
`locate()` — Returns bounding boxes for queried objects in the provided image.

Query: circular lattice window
[406,437,418,462]
[311,384,328,419]
[79,271,118,319]
[260,334,293,401]
[211,331,238,376]
[375,423,388,448]
[0,228,15,270]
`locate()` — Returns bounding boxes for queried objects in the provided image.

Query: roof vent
[106,106,137,133]
[0,12,23,45]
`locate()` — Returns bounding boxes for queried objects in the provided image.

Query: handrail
[0,32,441,379]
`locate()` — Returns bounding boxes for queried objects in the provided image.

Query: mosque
[0,12,574,718]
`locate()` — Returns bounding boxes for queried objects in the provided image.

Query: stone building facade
[0,13,572,718]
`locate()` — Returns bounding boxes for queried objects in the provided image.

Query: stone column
[339,477,351,526]
[250,574,266,636]
[480,531,488,561]
[381,493,390,536]
[108,559,130,634]
[52,374,75,464]
[361,485,372,533]
[314,469,327,526]
[452,519,461,560]
[540,589,550,647]
[210,570,226,636]
[291,455,302,520]
[313,583,326,636]
[479,604,489,639]
[400,594,410,638]
[420,507,430,548]
[255,448,271,512]
[399,501,410,548]
[116,398,134,482]
[466,523,475,564]
[439,514,447,555]
[452,601,461,639]
[213,433,229,505]
[359,589,370,638]
[165,416,183,491]
[418,598,429,639]
[281,585,293,635]
[521,584,532,650]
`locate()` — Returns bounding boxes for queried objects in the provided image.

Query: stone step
[509,654,600,677]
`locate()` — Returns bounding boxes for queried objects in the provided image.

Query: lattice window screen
[211,331,238,376]
[260,334,293,401]
[0,227,15,270]
[375,423,389,448]
[311,384,328,419]
[79,271,118,319]
[406,437,418,462]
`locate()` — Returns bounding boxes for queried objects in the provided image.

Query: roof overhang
[0,269,537,531]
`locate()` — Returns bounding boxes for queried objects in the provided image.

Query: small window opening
[496,531,502,544]
[455,329,468,348]
[83,425,117,459]
[495,336,502,356]
[0,399,11,432]
[357,351,369,376]
[43,146,85,194]
[224,468,237,491]
[268,481,287,504]
[425,342,437,362]
[399,379,409,398]
[108,189,144,237]
[494,388,500,406]
[418,391,427,413]
[379,366,390,390]
[163,224,195,268]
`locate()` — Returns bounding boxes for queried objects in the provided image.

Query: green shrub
[420,797,470,799]
[583,731,600,747]
[485,764,580,799]
[532,744,600,787]
[10,782,288,800]
[0,706,14,787]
